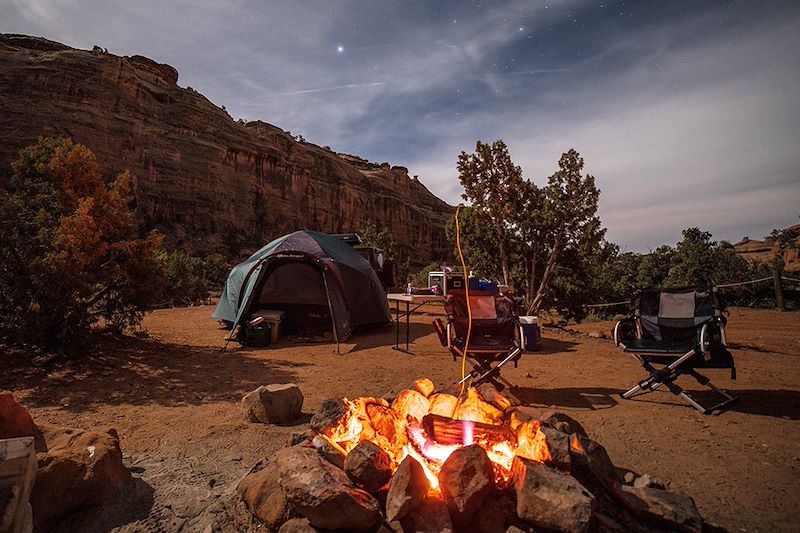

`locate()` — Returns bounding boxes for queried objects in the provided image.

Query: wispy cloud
[277,82,385,96]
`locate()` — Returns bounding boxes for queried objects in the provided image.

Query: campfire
[239,379,705,532]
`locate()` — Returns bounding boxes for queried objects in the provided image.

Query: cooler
[519,316,541,351]
[250,309,285,344]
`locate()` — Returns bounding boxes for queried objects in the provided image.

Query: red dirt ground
[2,305,799,532]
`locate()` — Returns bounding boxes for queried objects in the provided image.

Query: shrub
[0,137,164,349]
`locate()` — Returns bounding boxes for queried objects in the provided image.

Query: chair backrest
[632,287,721,343]
[445,290,516,340]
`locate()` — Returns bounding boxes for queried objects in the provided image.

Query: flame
[570,433,585,454]
[314,383,559,494]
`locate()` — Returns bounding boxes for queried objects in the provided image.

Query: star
[336,45,344,53]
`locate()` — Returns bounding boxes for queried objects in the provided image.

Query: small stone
[588,330,607,339]
[633,473,665,489]
[289,430,312,446]
[242,383,303,424]
[344,440,393,492]
[312,435,346,469]
[538,411,589,439]
[624,471,636,484]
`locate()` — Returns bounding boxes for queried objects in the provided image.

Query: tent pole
[322,270,341,354]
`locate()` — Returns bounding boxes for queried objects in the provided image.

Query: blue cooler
[519,316,541,351]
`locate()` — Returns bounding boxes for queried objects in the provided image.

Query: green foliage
[454,142,604,318]
[157,251,229,307]
[0,137,165,349]
[359,221,396,255]
[408,262,441,288]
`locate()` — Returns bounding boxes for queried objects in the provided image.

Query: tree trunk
[529,230,563,314]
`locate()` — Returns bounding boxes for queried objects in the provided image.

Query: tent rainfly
[212,230,391,346]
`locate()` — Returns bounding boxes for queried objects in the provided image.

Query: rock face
[0,390,45,451]
[0,34,453,263]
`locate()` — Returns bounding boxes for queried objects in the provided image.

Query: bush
[157,251,229,306]
[0,137,164,348]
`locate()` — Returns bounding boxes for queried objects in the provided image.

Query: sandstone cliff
[0,34,453,264]
[734,224,800,272]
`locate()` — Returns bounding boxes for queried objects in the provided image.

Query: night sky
[3,0,799,250]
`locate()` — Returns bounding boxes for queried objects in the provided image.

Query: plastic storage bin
[250,309,285,344]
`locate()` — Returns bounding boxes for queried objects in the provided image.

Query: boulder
[237,460,295,531]
[344,440,393,492]
[31,425,132,531]
[569,434,620,497]
[242,383,303,424]
[537,411,589,439]
[536,426,572,471]
[276,446,381,532]
[385,455,428,522]
[511,456,594,533]
[0,391,45,451]
[438,444,495,528]
[618,485,702,533]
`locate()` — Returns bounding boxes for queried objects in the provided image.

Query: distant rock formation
[0,34,453,264]
[733,224,800,272]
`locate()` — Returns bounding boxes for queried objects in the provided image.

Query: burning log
[422,413,515,447]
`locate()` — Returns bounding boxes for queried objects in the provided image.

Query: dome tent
[212,230,391,346]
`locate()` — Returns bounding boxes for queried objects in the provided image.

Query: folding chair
[613,287,737,414]
[433,290,523,390]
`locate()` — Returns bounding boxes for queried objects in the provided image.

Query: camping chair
[613,287,737,414]
[433,290,523,390]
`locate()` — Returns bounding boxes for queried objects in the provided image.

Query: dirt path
[2,305,799,532]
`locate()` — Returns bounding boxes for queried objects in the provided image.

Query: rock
[30,425,132,531]
[289,430,312,446]
[438,444,495,527]
[237,460,295,530]
[391,389,430,422]
[0,391,45,451]
[569,434,620,497]
[618,485,702,533]
[454,388,504,424]
[624,471,636,484]
[309,398,349,436]
[511,456,594,533]
[414,378,436,397]
[344,440,393,492]
[588,330,607,339]
[536,426,572,471]
[242,383,303,424]
[537,411,589,439]
[311,435,346,469]
[365,402,408,448]
[278,517,319,533]
[276,446,382,532]
[633,473,665,489]
[0,37,452,261]
[401,496,453,533]
[476,383,516,411]
[385,456,428,522]
[472,492,516,533]
[427,393,459,418]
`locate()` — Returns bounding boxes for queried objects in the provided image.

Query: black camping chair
[433,290,523,390]
[613,287,737,414]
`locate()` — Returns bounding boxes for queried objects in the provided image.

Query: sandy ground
[2,305,799,532]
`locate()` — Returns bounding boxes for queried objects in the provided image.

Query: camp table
[386,293,445,354]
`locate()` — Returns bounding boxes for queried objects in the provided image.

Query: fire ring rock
[385,455,428,522]
[344,440,393,492]
[276,446,382,532]
[511,456,594,533]
[242,383,304,424]
[438,444,495,527]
